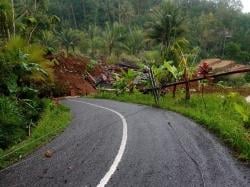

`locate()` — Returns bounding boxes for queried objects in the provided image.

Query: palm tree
[103,22,126,56]
[122,27,145,55]
[146,0,185,59]
[57,29,81,54]
[40,31,58,51]
[0,0,12,40]
[85,25,104,57]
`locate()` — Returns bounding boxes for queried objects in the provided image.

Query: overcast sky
[242,0,250,13]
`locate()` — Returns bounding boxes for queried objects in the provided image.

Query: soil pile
[51,54,119,96]
[53,54,96,96]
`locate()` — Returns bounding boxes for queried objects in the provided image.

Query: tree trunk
[184,68,190,100]
[70,4,78,29]
[173,85,177,98]
[118,0,121,24]
[146,68,250,92]
[201,83,206,108]
[34,0,37,11]
[185,81,190,100]
[28,25,38,43]
[82,0,87,21]
[109,44,112,56]
[11,0,15,38]
[66,46,69,55]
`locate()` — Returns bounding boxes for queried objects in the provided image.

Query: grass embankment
[0,101,71,169]
[94,92,250,161]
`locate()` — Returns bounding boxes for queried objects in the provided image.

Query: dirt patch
[198,59,249,75]
[53,54,96,96]
[50,54,120,96]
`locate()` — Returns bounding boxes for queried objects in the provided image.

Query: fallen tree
[145,68,250,91]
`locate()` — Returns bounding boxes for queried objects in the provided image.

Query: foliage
[122,27,145,55]
[142,50,163,65]
[1,0,249,63]
[57,29,82,53]
[87,59,98,72]
[245,73,250,82]
[103,22,126,56]
[146,0,185,58]
[153,60,181,85]
[0,96,25,149]
[0,37,54,149]
[0,0,12,39]
[113,69,138,93]
[0,36,53,95]
[0,100,71,169]
[234,103,250,128]
[40,31,59,52]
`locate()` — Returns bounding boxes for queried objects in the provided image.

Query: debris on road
[44,149,54,158]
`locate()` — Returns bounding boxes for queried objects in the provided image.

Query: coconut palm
[103,22,126,56]
[122,27,145,55]
[57,29,81,54]
[146,0,185,59]
[40,31,59,51]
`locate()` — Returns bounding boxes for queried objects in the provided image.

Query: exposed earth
[50,55,250,97]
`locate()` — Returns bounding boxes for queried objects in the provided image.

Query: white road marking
[69,99,128,187]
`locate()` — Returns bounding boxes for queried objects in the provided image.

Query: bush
[0,97,25,149]
[245,73,250,82]
[19,98,45,124]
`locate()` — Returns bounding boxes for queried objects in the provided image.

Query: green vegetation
[1,1,249,62]
[94,91,250,161]
[0,100,70,169]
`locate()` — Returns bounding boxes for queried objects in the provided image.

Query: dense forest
[1,0,250,62]
[0,0,250,149]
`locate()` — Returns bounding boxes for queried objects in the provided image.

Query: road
[0,98,249,187]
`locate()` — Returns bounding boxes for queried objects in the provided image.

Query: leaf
[234,103,249,122]
[162,60,178,79]
[27,17,37,24]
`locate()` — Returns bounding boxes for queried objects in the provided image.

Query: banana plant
[114,69,138,94]
[153,60,183,98]
[170,39,200,100]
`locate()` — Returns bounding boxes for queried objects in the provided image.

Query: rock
[44,149,54,158]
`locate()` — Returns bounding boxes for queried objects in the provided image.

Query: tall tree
[103,22,125,56]
[146,0,185,59]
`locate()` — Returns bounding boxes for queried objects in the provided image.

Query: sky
[242,0,250,13]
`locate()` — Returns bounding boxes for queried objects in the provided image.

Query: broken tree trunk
[145,68,250,92]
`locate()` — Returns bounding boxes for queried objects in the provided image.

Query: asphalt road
[0,98,250,187]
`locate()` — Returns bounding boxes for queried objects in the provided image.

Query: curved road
[0,98,249,187]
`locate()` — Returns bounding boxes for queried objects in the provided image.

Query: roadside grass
[93,91,250,161]
[0,101,71,169]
